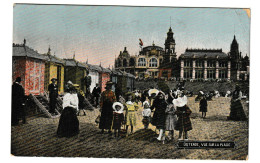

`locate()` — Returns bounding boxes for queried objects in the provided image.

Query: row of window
[117,58,159,67]
[183,60,228,68]
[183,69,228,79]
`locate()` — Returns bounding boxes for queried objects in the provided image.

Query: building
[99,66,111,92]
[64,58,87,92]
[179,35,249,81]
[115,27,178,79]
[12,40,46,95]
[86,63,101,93]
[44,47,65,94]
[179,48,231,81]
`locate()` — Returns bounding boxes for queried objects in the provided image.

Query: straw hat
[112,102,124,113]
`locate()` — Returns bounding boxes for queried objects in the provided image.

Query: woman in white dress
[57,86,79,138]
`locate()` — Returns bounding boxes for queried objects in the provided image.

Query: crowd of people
[11,76,248,143]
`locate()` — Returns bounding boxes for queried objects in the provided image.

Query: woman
[151,92,168,141]
[199,95,208,118]
[99,81,116,134]
[174,91,192,140]
[228,85,247,121]
[57,86,79,138]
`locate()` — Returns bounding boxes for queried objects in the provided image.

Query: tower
[230,35,242,80]
[164,27,177,63]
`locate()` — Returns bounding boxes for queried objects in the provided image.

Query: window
[207,70,216,79]
[149,58,158,67]
[195,69,204,79]
[184,60,192,67]
[207,60,216,67]
[129,58,135,66]
[138,58,146,66]
[123,59,128,67]
[196,60,203,67]
[219,61,227,67]
[184,69,192,79]
[219,70,227,79]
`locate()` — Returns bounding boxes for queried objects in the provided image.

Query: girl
[112,102,125,139]
[142,101,151,129]
[165,97,177,141]
[125,93,138,134]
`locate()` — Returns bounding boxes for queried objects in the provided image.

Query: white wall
[89,70,99,93]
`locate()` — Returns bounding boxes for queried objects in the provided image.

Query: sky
[13,4,250,68]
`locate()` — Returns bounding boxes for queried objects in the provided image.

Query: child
[112,102,124,139]
[165,98,177,141]
[125,93,138,134]
[199,95,208,118]
[142,101,151,129]
[173,91,192,141]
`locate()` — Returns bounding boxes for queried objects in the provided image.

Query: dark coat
[112,112,124,129]
[92,87,101,96]
[12,82,25,125]
[229,90,247,121]
[151,98,167,129]
[199,98,208,112]
[48,83,58,112]
[175,105,192,131]
[99,90,116,130]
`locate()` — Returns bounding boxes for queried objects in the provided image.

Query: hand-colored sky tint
[13,4,250,68]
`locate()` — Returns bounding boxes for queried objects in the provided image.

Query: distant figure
[228,85,247,121]
[199,95,208,118]
[92,83,101,107]
[142,101,151,129]
[74,84,87,116]
[112,102,124,139]
[12,77,26,126]
[99,81,116,134]
[57,86,79,138]
[225,90,231,97]
[84,70,92,98]
[48,78,58,115]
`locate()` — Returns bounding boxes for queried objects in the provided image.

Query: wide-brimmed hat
[112,102,124,113]
[173,95,188,107]
[51,78,57,81]
[148,88,159,96]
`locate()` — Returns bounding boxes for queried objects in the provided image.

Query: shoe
[178,138,182,141]
[184,138,189,141]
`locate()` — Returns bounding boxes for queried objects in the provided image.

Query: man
[84,70,92,98]
[92,83,101,107]
[12,77,26,125]
[48,78,58,115]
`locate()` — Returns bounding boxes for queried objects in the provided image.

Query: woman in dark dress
[99,81,116,134]
[173,91,192,140]
[199,96,208,118]
[151,92,168,141]
[57,86,79,138]
[228,85,247,121]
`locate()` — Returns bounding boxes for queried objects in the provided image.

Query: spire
[47,45,51,55]
[23,38,26,46]
[152,41,155,46]
[73,51,75,60]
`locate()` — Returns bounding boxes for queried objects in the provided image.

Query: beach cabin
[64,59,86,92]
[99,67,111,92]
[12,42,46,95]
[86,63,101,93]
[44,48,65,94]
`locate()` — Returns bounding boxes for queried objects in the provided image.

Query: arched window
[138,58,146,66]
[117,59,122,67]
[149,58,158,67]
[123,59,128,67]
[129,58,135,66]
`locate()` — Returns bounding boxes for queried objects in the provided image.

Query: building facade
[115,27,178,79]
